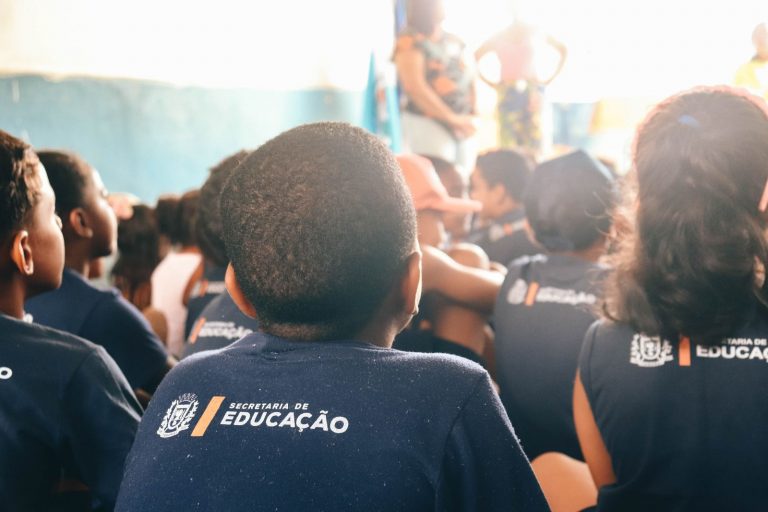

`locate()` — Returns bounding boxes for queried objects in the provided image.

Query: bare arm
[474,35,501,88]
[395,48,475,137]
[421,244,503,314]
[541,35,567,85]
[573,370,616,489]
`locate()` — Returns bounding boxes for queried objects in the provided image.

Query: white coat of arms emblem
[630,334,674,367]
[157,393,199,438]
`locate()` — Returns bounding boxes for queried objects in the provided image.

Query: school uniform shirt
[394,327,487,368]
[25,267,169,392]
[467,208,540,266]
[116,332,548,511]
[184,263,227,340]
[494,254,606,460]
[0,313,141,512]
[182,290,259,359]
[580,307,768,511]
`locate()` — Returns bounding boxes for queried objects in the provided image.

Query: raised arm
[541,35,568,86]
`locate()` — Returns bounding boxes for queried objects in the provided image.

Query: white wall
[0,0,394,89]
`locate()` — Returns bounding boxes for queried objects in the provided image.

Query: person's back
[0,130,140,511]
[581,310,768,510]
[497,254,605,460]
[182,289,258,358]
[495,150,615,461]
[574,88,768,511]
[122,333,533,510]
[116,122,547,511]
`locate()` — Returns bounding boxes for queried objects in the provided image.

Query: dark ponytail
[603,87,768,345]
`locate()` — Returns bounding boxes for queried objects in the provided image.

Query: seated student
[393,154,498,365]
[468,149,540,265]
[0,130,141,511]
[24,150,173,401]
[112,203,168,343]
[183,289,259,358]
[574,88,768,511]
[115,122,547,511]
[422,154,473,241]
[494,150,616,464]
[151,190,201,356]
[183,150,249,339]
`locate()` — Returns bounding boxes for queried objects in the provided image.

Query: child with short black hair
[182,150,260,358]
[0,130,140,510]
[25,150,173,400]
[468,148,540,265]
[116,122,546,511]
[494,150,616,463]
[183,150,249,340]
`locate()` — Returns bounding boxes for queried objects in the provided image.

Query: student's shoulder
[12,318,109,367]
[385,346,489,388]
[580,319,637,362]
[86,286,152,328]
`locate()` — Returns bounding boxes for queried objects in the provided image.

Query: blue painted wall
[0,75,364,202]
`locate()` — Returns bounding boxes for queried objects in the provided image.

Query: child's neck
[64,250,92,277]
[0,279,26,319]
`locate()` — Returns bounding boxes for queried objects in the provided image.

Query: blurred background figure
[394,0,478,171]
[475,19,567,159]
[151,190,201,357]
[112,203,168,343]
[734,22,768,100]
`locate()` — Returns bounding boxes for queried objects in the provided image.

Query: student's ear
[10,230,34,276]
[68,208,93,238]
[225,263,258,319]
[401,250,422,318]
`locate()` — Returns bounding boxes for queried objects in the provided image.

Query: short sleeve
[81,292,169,392]
[435,373,548,511]
[60,347,142,510]
[394,31,426,57]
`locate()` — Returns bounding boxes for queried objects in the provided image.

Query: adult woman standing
[475,20,566,157]
[394,0,477,171]
[574,88,768,510]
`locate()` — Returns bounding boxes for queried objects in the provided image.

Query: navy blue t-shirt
[182,290,259,359]
[467,208,541,266]
[0,313,141,512]
[25,268,169,392]
[580,308,768,511]
[184,262,227,339]
[394,327,487,368]
[117,332,548,511]
[494,254,605,460]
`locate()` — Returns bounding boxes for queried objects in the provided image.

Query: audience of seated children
[468,148,540,265]
[24,150,173,403]
[0,130,140,511]
[393,154,500,367]
[112,203,169,343]
[115,122,547,511]
[183,150,249,339]
[151,190,201,356]
[495,150,615,462]
[574,87,768,511]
